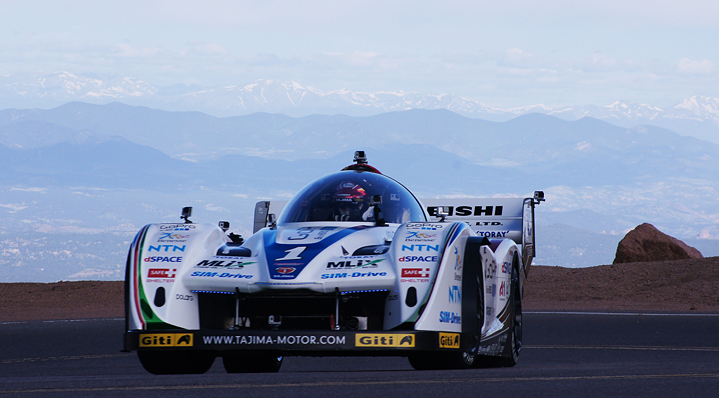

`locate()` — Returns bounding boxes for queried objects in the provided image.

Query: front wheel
[408,349,476,370]
[138,350,215,375]
[222,352,283,373]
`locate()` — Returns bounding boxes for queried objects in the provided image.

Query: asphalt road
[2,312,719,397]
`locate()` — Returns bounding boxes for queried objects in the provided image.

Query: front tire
[222,352,283,373]
[408,350,475,370]
[138,350,215,375]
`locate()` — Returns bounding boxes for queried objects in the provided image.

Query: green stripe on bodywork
[137,226,182,330]
[406,222,466,323]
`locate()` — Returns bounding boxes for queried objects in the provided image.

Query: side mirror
[181,207,193,224]
[370,195,386,226]
[436,206,450,222]
[267,213,277,228]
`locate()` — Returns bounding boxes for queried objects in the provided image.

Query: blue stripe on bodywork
[263,226,367,279]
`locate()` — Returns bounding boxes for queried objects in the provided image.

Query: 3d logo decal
[275,267,297,275]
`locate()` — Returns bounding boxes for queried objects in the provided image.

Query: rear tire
[222,352,283,373]
[499,252,522,367]
[138,350,215,375]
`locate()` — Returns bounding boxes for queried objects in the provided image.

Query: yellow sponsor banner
[439,332,460,349]
[139,333,194,347]
[355,334,415,347]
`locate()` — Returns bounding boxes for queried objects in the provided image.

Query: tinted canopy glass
[279,171,426,224]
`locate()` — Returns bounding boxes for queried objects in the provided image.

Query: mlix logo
[401,268,430,278]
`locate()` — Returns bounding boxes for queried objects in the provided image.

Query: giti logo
[355,334,415,347]
[439,333,460,349]
[139,333,193,347]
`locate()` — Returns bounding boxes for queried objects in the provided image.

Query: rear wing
[422,192,544,273]
[253,191,544,271]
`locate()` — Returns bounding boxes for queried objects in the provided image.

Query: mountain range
[1,102,718,281]
[2,72,719,144]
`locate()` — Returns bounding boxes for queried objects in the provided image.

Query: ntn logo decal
[401,244,439,252]
[449,285,461,303]
[148,244,186,252]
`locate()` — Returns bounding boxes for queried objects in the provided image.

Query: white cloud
[184,41,228,56]
[677,58,716,75]
[505,48,532,63]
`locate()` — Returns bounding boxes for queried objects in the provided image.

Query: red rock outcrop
[613,223,703,264]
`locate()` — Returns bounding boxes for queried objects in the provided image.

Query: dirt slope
[1,257,718,322]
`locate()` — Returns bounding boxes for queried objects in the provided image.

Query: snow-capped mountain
[0,72,157,105]
[2,72,719,135]
[671,96,719,123]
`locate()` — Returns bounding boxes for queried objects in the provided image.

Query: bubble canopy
[278,171,427,224]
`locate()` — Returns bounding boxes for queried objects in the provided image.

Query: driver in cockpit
[332,181,375,222]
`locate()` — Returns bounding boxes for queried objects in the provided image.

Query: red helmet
[333,182,367,219]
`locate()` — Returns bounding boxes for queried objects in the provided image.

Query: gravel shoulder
[2,257,718,322]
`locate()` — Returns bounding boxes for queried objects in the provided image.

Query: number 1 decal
[276,246,306,261]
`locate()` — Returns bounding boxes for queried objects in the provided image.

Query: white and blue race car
[124,151,543,374]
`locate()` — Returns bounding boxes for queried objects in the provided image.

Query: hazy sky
[2,0,718,107]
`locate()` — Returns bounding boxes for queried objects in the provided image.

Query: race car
[124,151,544,374]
